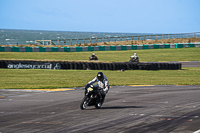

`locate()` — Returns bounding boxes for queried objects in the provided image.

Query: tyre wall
[0,60,182,70]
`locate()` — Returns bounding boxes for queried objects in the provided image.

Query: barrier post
[70,39,72,45]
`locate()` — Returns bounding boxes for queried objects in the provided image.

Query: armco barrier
[0,43,199,52]
[0,60,181,70]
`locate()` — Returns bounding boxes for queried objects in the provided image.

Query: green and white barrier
[0,43,199,52]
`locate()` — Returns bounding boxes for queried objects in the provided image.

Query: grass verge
[0,67,200,89]
[0,47,200,62]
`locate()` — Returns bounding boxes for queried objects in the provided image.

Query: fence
[35,32,200,46]
[1,43,200,52]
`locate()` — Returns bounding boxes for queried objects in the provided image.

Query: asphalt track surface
[0,85,200,133]
[170,61,200,67]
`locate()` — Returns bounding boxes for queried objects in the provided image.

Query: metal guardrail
[35,32,200,46]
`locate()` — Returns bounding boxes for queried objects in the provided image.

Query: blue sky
[0,0,199,33]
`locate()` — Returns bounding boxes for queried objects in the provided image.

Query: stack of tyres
[125,62,130,70]
[87,62,93,70]
[111,63,116,70]
[74,62,78,69]
[130,63,138,70]
[151,63,159,70]
[0,60,7,68]
[178,63,182,70]
[168,63,174,70]
[163,63,169,70]
[81,62,87,70]
[159,63,166,70]
[85,62,91,70]
[74,62,82,70]
[107,63,112,70]
[171,63,176,70]
[93,63,98,70]
[97,63,103,70]
[63,62,71,69]
[117,63,123,70]
[122,63,127,70]
[138,63,148,70]
[101,63,106,70]
[113,63,119,70]
[175,63,181,70]
[69,62,75,69]
[104,63,109,70]
[0,60,182,70]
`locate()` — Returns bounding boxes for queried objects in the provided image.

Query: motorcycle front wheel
[80,96,90,110]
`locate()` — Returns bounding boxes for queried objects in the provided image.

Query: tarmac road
[0,85,200,133]
[171,61,200,67]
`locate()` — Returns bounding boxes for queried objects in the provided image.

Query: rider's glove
[85,83,90,89]
[103,87,108,94]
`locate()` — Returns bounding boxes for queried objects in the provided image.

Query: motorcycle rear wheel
[95,100,103,109]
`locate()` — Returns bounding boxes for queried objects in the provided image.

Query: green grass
[0,67,199,89]
[0,47,200,89]
[0,47,200,62]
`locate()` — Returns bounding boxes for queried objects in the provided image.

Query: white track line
[194,129,200,133]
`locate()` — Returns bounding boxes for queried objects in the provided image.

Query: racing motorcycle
[80,84,103,110]
[129,57,139,62]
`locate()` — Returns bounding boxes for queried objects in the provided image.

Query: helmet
[97,72,104,81]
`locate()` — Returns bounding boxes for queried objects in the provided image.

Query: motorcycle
[129,57,139,62]
[89,56,98,60]
[80,84,103,110]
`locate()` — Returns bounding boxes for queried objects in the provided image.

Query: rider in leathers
[86,72,109,103]
[130,53,139,62]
